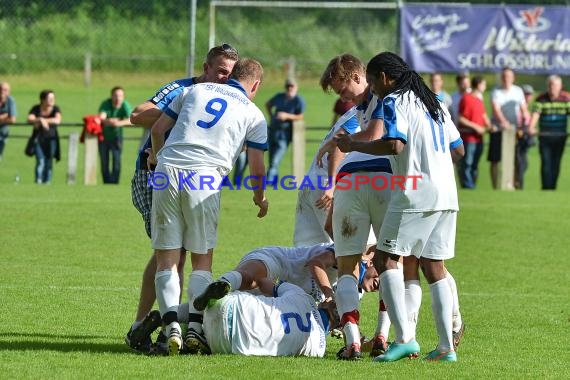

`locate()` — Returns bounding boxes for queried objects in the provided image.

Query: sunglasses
[220,43,238,55]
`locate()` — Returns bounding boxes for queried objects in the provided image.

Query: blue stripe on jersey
[338,157,392,176]
[164,107,178,121]
[342,115,359,134]
[356,91,374,111]
[370,99,384,120]
[246,140,268,151]
[450,137,463,149]
[226,79,247,96]
[150,77,196,110]
[381,97,407,143]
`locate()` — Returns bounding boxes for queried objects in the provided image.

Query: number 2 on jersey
[426,111,445,152]
[197,98,228,129]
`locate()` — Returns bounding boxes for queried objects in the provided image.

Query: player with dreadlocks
[335,52,465,362]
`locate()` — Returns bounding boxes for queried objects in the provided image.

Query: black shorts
[487,132,502,162]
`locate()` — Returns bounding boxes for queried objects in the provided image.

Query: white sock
[429,278,454,352]
[446,271,463,332]
[220,270,242,291]
[380,269,411,343]
[177,302,190,324]
[155,269,180,317]
[375,298,391,339]
[335,275,360,346]
[187,270,213,333]
[405,280,422,340]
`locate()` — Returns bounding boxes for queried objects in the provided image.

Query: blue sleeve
[450,137,463,149]
[341,115,359,134]
[9,97,16,117]
[296,96,306,114]
[381,97,407,143]
[149,78,194,110]
[370,100,384,120]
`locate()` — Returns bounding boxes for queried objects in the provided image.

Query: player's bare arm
[130,101,162,127]
[306,250,336,301]
[247,147,269,218]
[149,112,175,166]
[335,133,404,156]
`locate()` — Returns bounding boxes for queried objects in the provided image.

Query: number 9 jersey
[157,79,268,174]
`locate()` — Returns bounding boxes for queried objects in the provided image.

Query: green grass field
[0,72,569,379]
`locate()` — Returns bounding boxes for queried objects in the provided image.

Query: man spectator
[529,75,570,190]
[266,78,305,183]
[98,86,132,184]
[0,82,16,161]
[457,76,491,189]
[450,73,470,124]
[489,67,529,189]
[430,72,452,112]
[148,58,269,356]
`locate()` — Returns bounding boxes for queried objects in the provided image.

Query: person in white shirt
[203,278,336,357]
[336,51,464,362]
[148,58,269,356]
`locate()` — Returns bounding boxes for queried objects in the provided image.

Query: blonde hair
[320,54,365,92]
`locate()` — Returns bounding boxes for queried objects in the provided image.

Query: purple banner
[401,4,570,74]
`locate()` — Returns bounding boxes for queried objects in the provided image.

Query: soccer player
[124,44,239,353]
[293,107,359,247]
[202,278,336,357]
[149,58,269,356]
[336,52,464,362]
[193,243,379,312]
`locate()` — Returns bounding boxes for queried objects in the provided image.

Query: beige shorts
[293,187,333,247]
[332,172,389,257]
[377,210,457,260]
[151,163,222,253]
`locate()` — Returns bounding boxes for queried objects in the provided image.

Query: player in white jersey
[203,278,335,357]
[293,108,359,247]
[193,243,379,311]
[148,59,269,356]
[336,52,464,362]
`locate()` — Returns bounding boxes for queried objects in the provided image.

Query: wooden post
[500,128,516,190]
[67,132,79,184]
[84,134,98,185]
[292,120,305,181]
[84,52,92,87]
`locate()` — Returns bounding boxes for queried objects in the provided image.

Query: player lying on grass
[193,243,379,313]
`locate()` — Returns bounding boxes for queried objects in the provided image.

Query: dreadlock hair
[367,52,444,123]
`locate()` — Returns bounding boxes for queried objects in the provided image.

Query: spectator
[457,76,491,189]
[528,75,570,190]
[0,82,16,161]
[430,72,452,111]
[332,97,355,125]
[27,90,61,184]
[266,78,305,183]
[489,67,528,189]
[98,86,132,184]
[515,85,536,189]
[450,73,470,124]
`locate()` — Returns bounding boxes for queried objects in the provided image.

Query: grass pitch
[0,72,569,379]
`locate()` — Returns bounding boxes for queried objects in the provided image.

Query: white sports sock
[220,270,242,291]
[405,280,422,339]
[429,278,454,352]
[380,269,411,343]
[375,299,391,339]
[155,269,180,317]
[446,271,463,332]
[177,302,190,324]
[187,270,213,333]
[335,275,360,346]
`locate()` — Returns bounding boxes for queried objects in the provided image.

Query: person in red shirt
[457,76,492,189]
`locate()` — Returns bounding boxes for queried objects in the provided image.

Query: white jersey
[381,91,462,212]
[491,85,526,128]
[203,283,327,357]
[242,244,337,302]
[338,93,391,175]
[158,79,267,174]
[305,107,360,183]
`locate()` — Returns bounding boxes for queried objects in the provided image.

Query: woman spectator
[27,89,61,184]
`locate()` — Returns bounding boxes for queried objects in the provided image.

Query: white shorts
[333,172,389,257]
[151,163,222,253]
[238,248,284,282]
[293,187,333,247]
[377,210,457,260]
